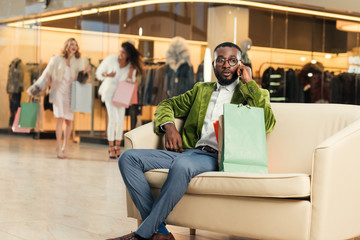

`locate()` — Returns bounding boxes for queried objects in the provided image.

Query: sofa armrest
[311,119,360,240]
[124,118,184,150]
[124,122,163,150]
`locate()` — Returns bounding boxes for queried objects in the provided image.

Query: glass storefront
[1,1,360,135]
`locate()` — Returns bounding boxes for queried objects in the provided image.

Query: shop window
[28,2,207,42]
[127,8,133,22]
[347,32,360,51]
[250,8,348,53]
[249,9,271,47]
[80,12,108,32]
[135,6,142,16]
[272,12,286,49]
[139,40,154,59]
[174,2,184,16]
[159,3,170,12]
[41,16,78,30]
[324,20,347,53]
[287,14,315,51]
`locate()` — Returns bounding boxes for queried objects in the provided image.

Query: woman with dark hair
[27,38,90,158]
[96,41,143,159]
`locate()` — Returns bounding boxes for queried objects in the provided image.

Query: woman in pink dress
[28,38,90,158]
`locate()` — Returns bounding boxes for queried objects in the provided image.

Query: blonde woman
[96,42,143,159]
[28,38,90,158]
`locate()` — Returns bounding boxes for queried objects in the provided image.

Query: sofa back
[267,103,360,174]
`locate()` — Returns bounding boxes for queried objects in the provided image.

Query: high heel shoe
[115,140,122,158]
[108,146,117,159]
[108,141,116,159]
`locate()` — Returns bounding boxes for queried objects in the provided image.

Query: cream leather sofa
[124,103,360,240]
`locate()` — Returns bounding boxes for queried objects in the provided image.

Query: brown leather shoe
[151,232,175,240]
[107,232,144,240]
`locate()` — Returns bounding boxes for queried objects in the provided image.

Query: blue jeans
[118,149,218,239]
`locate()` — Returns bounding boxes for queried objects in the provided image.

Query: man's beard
[215,70,239,86]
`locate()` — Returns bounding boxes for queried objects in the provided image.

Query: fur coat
[165,37,194,98]
[96,54,136,103]
[27,55,85,103]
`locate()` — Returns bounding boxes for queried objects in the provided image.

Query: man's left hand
[237,64,253,84]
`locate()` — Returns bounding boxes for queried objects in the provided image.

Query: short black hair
[214,42,242,54]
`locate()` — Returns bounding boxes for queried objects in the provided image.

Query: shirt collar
[216,78,239,92]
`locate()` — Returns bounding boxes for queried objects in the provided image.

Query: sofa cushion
[145,169,310,198]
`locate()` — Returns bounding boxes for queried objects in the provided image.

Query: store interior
[1,1,360,141]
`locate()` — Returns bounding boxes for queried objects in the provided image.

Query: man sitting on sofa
[109,42,276,240]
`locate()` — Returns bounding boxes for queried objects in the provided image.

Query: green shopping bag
[220,103,268,173]
[18,102,39,128]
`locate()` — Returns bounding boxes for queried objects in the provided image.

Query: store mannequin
[7,58,24,127]
[164,37,194,98]
[240,38,252,69]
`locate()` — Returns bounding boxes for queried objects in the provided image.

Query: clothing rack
[259,61,351,103]
[143,58,166,65]
[258,61,348,79]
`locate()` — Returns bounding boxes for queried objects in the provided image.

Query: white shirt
[195,79,239,150]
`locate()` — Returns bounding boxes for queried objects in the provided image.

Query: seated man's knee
[118,149,141,168]
[118,149,133,168]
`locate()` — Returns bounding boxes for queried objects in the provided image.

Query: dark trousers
[9,93,21,127]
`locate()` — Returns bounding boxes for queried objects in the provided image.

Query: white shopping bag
[71,81,92,113]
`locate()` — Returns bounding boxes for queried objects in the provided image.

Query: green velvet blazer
[154,80,276,150]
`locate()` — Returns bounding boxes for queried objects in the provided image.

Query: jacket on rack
[164,37,194,98]
[286,69,303,103]
[151,65,167,105]
[27,55,85,103]
[7,58,24,94]
[330,73,355,104]
[261,67,286,102]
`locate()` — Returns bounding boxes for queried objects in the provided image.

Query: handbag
[43,92,53,111]
[18,101,39,128]
[71,81,92,113]
[112,81,137,108]
[77,71,89,84]
[12,107,31,133]
[220,103,268,173]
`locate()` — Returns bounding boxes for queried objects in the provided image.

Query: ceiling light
[99,0,360,22]
[336,20,360,32]
[325,54,332,59]
[6,0,360,28]
[300,57,306,61]
[311,59,317,64]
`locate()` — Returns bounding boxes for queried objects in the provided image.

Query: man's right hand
[164,123,183,153]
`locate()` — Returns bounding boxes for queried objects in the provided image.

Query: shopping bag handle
[28,96,39,103]
[237,104,251,109]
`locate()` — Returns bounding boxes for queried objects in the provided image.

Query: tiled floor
[0,134,251,240]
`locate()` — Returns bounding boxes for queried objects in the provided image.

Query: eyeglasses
[214,58,240,67]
